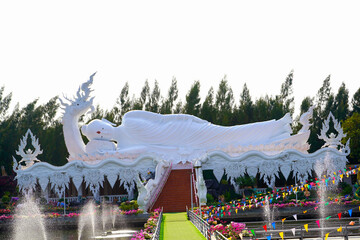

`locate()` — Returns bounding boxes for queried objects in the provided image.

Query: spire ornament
[14,129,43,170]
[318,112,348,149]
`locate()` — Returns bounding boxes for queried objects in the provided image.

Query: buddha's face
[81,119,114,141]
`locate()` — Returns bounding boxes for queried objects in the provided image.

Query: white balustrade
[46,194,128,203]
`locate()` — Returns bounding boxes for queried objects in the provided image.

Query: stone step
[151,169,197,213]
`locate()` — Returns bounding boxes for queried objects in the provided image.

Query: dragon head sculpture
[59,72,96,121]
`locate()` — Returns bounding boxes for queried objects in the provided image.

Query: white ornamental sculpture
[13,129,43,170]
[61,73,312,164]
[318,112,349,149]
[135,158,171,211]
[59,72,96,157]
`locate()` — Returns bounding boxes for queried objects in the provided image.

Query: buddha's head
[81,119,115,141]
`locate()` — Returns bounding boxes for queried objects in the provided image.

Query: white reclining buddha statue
[60,73,312,164]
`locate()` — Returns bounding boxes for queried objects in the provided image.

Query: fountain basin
[0,213,149,231]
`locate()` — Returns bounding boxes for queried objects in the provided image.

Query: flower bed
[210,221,253,240]
[200,195,360,216]
[120,209,144,215]
[190,196,360,240]
[0,209,10,214]
[0,214,13,221]
[131,208,161,240]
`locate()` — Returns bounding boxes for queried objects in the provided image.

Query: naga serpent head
[59,72,96,119]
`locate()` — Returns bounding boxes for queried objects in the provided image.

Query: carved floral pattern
[259,161,279,187]
[14,157,157,199]
[16,173,37,193]
[202,147,349,188]
[84,169,104,197]
[225,163,246,185]
[50,172,70,197]
[118,168,137,194]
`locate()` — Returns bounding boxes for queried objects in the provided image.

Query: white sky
[0,0,359,117]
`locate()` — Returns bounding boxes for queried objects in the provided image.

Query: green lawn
[160,212,206,240]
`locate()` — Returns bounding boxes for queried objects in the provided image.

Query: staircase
[151,169,196,213]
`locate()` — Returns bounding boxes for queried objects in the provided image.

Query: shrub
[1,192,11,205]
[224,191,232,202]
[120,200,139,211]
[235,176,255,188]
[339,182,353,196]
[207,193,215,203]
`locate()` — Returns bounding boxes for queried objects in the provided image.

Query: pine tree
[308,75,334,153]
[238,83,253,124]
[334,82,349,121]
[173,101,183,114]
[352,88,360,114]
[184,81,201,117]
[146,80,161,113]
[200,87,216,123]
[215,76,234,125]
[300,96,313,115]
[140,80,150,110]
[112,82,131,124]
[0,86,12,121]
[160,77,178,114]
[342,113,360,164]
[279,70,295,116]
[316,75,332,114]
[253,96,271,122]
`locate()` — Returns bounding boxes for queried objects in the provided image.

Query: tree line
[0,71,359,175]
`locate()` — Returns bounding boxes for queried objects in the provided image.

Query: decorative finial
[318,112,347,149]
[15,129,42,169]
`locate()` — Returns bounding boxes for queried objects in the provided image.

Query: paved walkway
[160,212,206,240]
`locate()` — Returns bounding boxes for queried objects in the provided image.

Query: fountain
[263,196,273,229]
[101,202,110,231]
[12,192,47,240]
[111,204,118,229]
[314,157,329,240]
[318,180,327,239]
[76,200,142,240]
[78,200,97,240]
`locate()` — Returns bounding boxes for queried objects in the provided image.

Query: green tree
[215,76,234,125]
[237,83,253,124]
[112,82,131,124]
[269,96,285,120]
[351,88,360,114]
[293,96,314,134]
[173,101,183,114]
[145,80,161,113]
[253,96,271,122]
[140,80,150,109]
[200,87,216,123]
[300,96,314,115]
[308,75,334,153]
[0,97,66,173]
[0,86,12,121]
[133,80,150,111]
[160,77,178,114]
[323,93,336,119]
[279,70,295,116]
[316,75,332,114]
[183,81,201,117]
[342,113,360,164]
[333,82,349,121]
[41,96,59,128]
